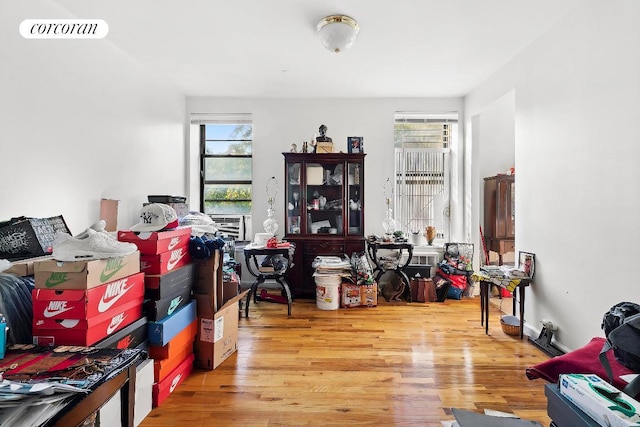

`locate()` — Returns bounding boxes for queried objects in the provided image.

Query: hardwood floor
[139,295,552,426]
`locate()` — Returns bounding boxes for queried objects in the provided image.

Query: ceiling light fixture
[316,15,359,53]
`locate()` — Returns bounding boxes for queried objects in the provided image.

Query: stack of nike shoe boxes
[31,252,145,346]
[117,226,196,408]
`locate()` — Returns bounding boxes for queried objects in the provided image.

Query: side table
[366,241,414,301]
[473,271,532,339]
[244,246,294,317]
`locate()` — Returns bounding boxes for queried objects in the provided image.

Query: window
[394,112,455,242]
[199,114,253,215]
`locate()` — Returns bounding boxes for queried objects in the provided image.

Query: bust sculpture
[316,124,332,142]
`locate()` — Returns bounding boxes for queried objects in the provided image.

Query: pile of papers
[0,380,88,427]
[312,256,352,278]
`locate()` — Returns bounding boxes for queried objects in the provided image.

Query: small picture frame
[518,251,536,279]
[347,136,363,154]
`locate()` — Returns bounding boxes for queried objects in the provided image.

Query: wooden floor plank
[139,296,552,426]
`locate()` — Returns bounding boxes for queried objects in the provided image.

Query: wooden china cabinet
[283,152,366,298]
[483,174,515,265]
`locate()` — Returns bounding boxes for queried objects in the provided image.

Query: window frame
[199,122,253,215]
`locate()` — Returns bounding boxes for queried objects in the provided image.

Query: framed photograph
[518,251,536,279]
[347,136,363,154]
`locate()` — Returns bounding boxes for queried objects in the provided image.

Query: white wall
[186,97,465,242]
[0,1,186,233]
[466,0,640,350]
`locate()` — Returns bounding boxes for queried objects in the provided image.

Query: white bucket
[315,275,341,310]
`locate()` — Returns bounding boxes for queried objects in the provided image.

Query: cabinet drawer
[305,242,344,255]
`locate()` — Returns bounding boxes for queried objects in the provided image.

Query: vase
[425,226,436,245]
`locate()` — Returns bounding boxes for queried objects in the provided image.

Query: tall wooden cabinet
[283,152,366,298]
[483,175,515,264]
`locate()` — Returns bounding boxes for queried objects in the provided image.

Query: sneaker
[74,220,108,239]
[53,228,138,262]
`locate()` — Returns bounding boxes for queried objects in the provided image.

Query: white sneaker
[53,228,138,262]
[74,220,108,239]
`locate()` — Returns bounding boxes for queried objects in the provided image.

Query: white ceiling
[54,0,583,98]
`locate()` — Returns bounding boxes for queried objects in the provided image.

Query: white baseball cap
[130,203,179,232]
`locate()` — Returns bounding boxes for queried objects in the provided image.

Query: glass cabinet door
[305,161,343,235]
[286,162,302,234]
[347,162,363,235]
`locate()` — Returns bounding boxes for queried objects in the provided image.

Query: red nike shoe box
[140,247,191,275]
[145,263,195,301]
[154,342,193,382]
[32,272,145,320]
[152,353,194,408]
[34,252,140,290]
[32,299,143,346]
[118,227,191,255]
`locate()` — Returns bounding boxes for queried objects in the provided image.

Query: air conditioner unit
[209,215,252,241]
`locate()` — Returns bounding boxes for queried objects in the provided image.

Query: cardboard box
[118,227,191,255]
[144,263,195,301]
[147,300,197,346]
[152,353,194,408]
[32,272,145,320]
[32,300,143,346]
[4,254,53,277]
[144,285,192,321]
[95,315,148,350]
[193,251,222,299]
[149,319,197,360]
[140,247,191,275]
[341,282,378,308]
[194,289,248,370]
[134,358,154,427]
[34,252,141,290]
[559,374,640,427]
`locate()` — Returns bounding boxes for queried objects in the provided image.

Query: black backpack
[600,302,640,396]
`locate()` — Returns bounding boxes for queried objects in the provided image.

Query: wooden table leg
[519,285,525,339]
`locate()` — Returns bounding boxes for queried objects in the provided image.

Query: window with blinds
[193,113,253,215]
[394,113,455,242]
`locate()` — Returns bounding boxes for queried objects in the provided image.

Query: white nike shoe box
[34,251,140,290]
[135,358,154,426]
[140,246,191,275]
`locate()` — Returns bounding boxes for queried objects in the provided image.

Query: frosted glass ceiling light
[317,15,359,53]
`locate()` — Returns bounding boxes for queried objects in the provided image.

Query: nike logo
[107,313,126,335]
[167,237,181,250]
[43,301,73,318]
[98,278,134,313]
[100,257,126,283]
[166,248,186,271]
[170,373,183,393]
[167,296,184,316]
[117,335,133,349]
[45,272,70,288]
